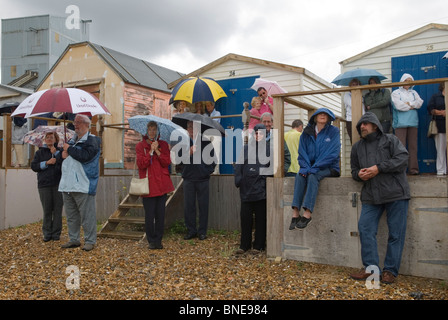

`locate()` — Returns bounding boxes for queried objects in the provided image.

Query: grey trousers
[38,186,63,240]
[62,192,97,245]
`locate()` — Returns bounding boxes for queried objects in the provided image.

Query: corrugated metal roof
[89,42,184,92]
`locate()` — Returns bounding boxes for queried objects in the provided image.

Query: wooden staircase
[98,178,183,241]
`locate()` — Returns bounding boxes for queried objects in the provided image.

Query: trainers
[249,248,263,255]
[350,267,372,280]
[296,216,312,229]
[235,248,247,255]
[61,241,81,249]
[289,217,300,230]
[381,270,396,284]
[82,243,95,251]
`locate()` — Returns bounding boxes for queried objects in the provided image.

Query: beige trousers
[394,127,419,174]
[12,144,27,166]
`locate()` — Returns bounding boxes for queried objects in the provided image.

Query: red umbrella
[11,87,111,118]
[11,87,111,142]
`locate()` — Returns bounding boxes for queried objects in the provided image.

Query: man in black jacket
[350,112,410,284]
[234,124,272,254]
[182,121,216,241]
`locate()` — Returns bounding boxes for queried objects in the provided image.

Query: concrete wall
[267,176,448,281]
[0,168,41,229]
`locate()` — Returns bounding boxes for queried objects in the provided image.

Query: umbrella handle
[64,113,67,143]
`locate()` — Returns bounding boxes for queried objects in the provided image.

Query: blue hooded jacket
[298,108,341,176]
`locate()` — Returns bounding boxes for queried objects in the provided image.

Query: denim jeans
[291,168,332,213]
[358,200,409,276]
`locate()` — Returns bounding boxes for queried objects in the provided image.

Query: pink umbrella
[11,87,111,118]
[250,78,288,96]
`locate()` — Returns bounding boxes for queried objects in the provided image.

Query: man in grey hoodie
[350,112,410,284]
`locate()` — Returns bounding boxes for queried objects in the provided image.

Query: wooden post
[4,114,12,168]
[351,89,363,144]
[273,96,284,178]
[98,115,105,176]
[242,102,250,145]
[266,177,284,258]
[445,81,448,186]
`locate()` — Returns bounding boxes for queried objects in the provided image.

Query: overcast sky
[1,0,448,84]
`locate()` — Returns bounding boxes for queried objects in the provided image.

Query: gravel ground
[1,221,447,301]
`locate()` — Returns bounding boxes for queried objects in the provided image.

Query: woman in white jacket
[391,73,424,175]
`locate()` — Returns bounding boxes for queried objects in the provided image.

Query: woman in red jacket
[136,121,174,249]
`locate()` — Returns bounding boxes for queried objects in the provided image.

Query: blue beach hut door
[392,51,448,173]
[215,76,259,174]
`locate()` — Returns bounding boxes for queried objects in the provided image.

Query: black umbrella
[0,101,20,115]
[172,112,225,136]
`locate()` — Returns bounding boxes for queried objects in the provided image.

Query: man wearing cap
[350,112,410,284]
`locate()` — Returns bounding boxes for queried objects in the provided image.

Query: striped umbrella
[11,87,111,118]
[169,77,227,104]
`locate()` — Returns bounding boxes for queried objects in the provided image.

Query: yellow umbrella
[169,77,227,104]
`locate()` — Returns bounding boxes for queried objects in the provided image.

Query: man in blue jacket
[59,114,101,251]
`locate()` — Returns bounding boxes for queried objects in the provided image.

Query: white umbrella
[11,87,111,118]
[443,52,448,59]
[11,87,111,143]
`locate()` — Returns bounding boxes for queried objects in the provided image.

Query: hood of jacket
[309,108,336,124]
[356,112,384,136]
[399,73,414,89]
[303,108,336,136]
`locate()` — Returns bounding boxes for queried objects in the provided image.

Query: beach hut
[339,23,448,175]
